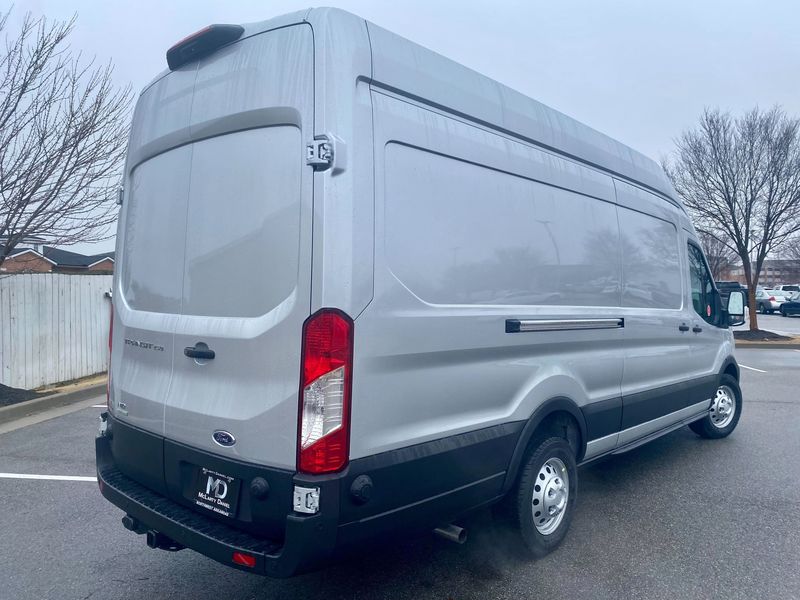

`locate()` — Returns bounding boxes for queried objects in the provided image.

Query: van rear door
[115,24,314,470]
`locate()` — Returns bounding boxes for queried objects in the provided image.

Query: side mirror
[727,290,745,327]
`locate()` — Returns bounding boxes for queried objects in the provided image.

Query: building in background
[721,259,800,288]
[0,245,114,274]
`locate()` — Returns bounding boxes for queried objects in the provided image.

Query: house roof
[4,248,57,265]
[40,246,115,267]
[2,245,115,268]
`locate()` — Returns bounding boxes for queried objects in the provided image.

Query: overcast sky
[9,0,800,254]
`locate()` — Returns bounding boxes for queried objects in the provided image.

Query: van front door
[685,237,726,399]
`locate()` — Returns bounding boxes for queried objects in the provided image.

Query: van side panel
[365,21,674,204]
[352,91,625,467]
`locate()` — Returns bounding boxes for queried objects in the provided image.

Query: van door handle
[184,345,215,360]
[678,324,690,332]
[692,325,703,333]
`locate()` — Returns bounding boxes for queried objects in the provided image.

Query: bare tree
[0,10,132,268]
[697,230,737,280]
[663,107,800,331]
[785,236,800,261]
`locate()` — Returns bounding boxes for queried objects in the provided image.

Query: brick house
[0,245,115,274]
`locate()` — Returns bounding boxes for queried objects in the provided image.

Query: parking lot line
[740,364,767,373]
[0,473,97,482]
[91,405,107,408]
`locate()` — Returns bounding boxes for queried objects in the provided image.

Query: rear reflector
[298,309,354,474]
[232,552,256,568]
[166,24,244,70]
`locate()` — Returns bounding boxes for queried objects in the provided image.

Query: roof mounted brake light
[166,24,244,70]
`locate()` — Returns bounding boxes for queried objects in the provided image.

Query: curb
[735,342,800,350]
[0,381,106,426]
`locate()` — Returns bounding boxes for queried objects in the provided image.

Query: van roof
[149,7,680,206]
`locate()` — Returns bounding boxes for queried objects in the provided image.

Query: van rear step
[98,461,282,573]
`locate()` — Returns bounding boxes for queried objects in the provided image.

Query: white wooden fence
[0,273,112,389]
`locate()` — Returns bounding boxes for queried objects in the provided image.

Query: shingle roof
[1,245,114,267]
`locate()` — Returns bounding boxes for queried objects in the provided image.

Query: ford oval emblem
[212,430,236,447]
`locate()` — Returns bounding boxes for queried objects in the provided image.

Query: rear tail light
[298,309,354,474]
[769,296,776,302]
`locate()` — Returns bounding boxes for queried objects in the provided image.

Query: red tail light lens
[769,296,776,302]
[298,309,354,474]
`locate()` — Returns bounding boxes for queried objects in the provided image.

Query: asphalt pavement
[0,347,798,599]
[733,311,800,337]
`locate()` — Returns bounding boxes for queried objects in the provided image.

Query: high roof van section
[97,8,744,577]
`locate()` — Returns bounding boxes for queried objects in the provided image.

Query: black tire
[689,374,742,439]
[758,303,766,314]
[768,309,775,314]
[507,437,577,558]
[781,309,787,317]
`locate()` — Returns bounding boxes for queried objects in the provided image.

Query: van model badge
[124,338,165,352]
[212,430,236,447]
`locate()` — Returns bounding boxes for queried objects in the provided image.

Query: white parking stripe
[0,397,102,436]
[0,473,96,482]
[739,364,767,373]
[91,405,107,408]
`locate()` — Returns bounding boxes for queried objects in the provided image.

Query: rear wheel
[781,308,787,317]
[689,374,742,439]
[759,303,766,314]
[506,437,577,557]
[768,309,775,314]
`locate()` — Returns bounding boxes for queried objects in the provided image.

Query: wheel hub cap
[710,385,736,428]
[532,457,569,535]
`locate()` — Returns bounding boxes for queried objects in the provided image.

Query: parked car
[755,289,789,313]
[96,8,746,577]
[780,292,800,317]
[774,284,800,294]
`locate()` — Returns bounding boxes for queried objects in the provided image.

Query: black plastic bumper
[96,433,337,577]
[96,413,523,577]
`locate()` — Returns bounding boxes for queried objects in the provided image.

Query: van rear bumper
[96,414,523,576]
[96,433,338,577]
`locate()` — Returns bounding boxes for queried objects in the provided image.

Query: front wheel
[507,437,577,557]
[689,374,742,439]
[758,303,766,314]
[781,309,787,317]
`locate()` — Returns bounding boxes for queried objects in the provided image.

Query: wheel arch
[501,397,587,494]
[719,356,739,382]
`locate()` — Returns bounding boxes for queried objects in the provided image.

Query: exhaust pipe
[434,524,467,544]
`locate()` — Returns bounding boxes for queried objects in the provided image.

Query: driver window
[688,243,716,324]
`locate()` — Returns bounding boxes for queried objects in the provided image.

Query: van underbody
[97,8,741,576]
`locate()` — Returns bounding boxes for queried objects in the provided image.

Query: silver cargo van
[96,8,747,577]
